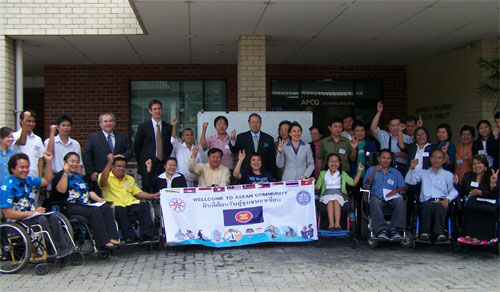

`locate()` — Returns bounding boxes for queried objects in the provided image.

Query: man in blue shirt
[364,149,408,240]
[405,149,459,242]
[0,153,74,258]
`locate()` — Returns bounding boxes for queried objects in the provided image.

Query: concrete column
[237,35,266,111]
[0,36,16,129]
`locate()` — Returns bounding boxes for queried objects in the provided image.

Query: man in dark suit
[229,113,276,179]
[83,112,132,186]
[134,100,173,190]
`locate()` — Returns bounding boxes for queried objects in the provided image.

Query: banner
[160,181,318,248]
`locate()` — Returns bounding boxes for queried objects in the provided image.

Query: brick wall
[44,64,238,147]
[3,0,142,35]
[266,65,407,121]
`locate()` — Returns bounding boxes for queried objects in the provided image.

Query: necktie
[156,123,164,161]
[107,134,114,152]
[253,135,259,152]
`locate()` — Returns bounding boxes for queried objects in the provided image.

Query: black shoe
[419,233,430,241]
[377,230,389,240]
[125,237,139,244]
[141,234,159,242]
[328,227,336,231]
[390,230,402,240]
[437,234,448,242]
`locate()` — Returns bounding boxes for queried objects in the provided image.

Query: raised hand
[410,159,419,170]
[358,162,365,172]
[238,150,246,161]
[417,115,423,127]
[377,101,383,113]
[107,153,114,164]
[453,174,459,185]
[231,129,236,140]
[172,117,177,126]
[192,141,199,157]
[441,142,450,153]
[350,138,358,149]
[493,127,499,140]
[43,151,53,161]
[490,169,499,186]
[399,124,406,132]
[277,139,284,153]
[50,124,58,135]
[145,159,152,172]
[63,162,70,174]
[202,122,209,130]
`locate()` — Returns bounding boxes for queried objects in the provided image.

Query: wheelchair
[316,191,359,248]
[114,199,165,249]
[49,202,114,259]
[359,188,413,248]
[0,211,83,275]
[409,197,460,250]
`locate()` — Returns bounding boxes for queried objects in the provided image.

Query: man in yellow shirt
[99,154,159,243]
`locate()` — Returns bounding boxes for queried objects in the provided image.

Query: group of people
[0,99,499,262]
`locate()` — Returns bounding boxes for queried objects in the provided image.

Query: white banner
[160,181,318,248]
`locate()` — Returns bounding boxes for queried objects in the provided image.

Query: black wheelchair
[316,192,359,248]
[359,188,413,248]
[0,211,82,275]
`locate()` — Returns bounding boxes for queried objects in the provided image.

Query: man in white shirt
[44,114,83,173]
[12,110,44,177]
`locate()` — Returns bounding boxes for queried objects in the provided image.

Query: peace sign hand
[192,141,199,157]
[417,115,423,127]
[490,169,499,186]
[277,139,284,153]
[350,138,358,149]
[238,150,246,161]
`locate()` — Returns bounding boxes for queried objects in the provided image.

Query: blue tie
[107,134,114,152]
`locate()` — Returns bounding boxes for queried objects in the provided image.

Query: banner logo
[223,206,263,226]
[169,198,186,212]
[296,191,311,205]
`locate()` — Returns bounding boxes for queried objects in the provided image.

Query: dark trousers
[67,204,118,248]
[22,213,72,256]
[370,196,406,234]
[114,202,154,240]
[420,201,447,235]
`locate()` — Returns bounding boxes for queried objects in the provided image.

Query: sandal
[471,238,480,245]
[480,240,489,245]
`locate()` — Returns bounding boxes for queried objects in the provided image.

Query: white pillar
[16,40,23,130]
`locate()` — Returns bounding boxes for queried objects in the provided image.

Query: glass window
[301,80,353,99]
[130,80,226,142]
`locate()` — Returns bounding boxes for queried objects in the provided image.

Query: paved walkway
[1,240,499,291]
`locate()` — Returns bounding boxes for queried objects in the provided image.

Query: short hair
[56,114,73,126]
[460,125,475,138]
[19,110,36,121]
[325,153,342,172]
[431,149,445,157]
[165,157,178,165]
[208,148,223,157]
[278,120,292,132]
[404,116,417,124]
[436,123,452,141]
[112,156,127,166]
[476,119,491,130]
[472,155,489,169]
[414,127,431,143]
[8,153,29,174]
[329,116,343,126]
[379,149,392,158]
[246,153,267,174]
[289,122,302,133]
[386,116,401,124]
[148,99,162,110]
[352,122,366,131]
[63,151,80,162]
[342,114,354,122]
[248,113,262,123]
[99,112,115,123]
[309,124,325,136]
[214,116,228,127]
[494,111,499,119]
[0,127,13,139]
[181,128,194,137]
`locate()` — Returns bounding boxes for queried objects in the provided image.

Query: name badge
[365,151,370,156]
[29,191,36,199]
[478,150,486,155]
[456,159,463,165]
[387,179,394,186]
[470,181,479,188]
[123,183,131,188]
[422,152,429,157]
[79,183,86,189]
[224,144,230,150]
[338,148,346,154]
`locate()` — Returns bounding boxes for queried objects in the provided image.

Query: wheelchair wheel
[0,222,32,274]
[35,262,49,275]
[367,237,378,248]
[98,250,110,259]
[54,212,74,238]
[350,238,359,249]
[400,232,414,248]
[360,216,369,241]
